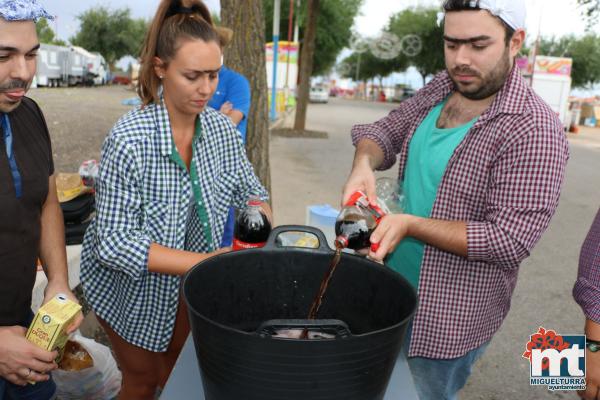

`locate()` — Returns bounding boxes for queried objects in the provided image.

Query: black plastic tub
[182,226,417,400]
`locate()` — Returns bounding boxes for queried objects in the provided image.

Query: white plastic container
[305,204,339,249]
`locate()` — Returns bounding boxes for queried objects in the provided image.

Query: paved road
[271,98,399,225]
[271,97,600,399]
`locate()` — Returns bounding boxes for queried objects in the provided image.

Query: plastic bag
[78,159,99,188]
[52,332,122,400]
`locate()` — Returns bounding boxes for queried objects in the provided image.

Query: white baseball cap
[477,0,526,30]
[440,0,527,31]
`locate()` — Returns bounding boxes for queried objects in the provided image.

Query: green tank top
[386,99,477,289]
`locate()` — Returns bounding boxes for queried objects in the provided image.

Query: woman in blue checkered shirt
[79,1,271,398]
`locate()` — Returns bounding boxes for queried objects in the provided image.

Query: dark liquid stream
[300,247,343,339]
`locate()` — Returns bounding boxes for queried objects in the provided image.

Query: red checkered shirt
[351,65,569,359]
[573,208,600,322]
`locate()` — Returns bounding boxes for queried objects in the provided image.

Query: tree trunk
[221,0,271,196]
[293,0,320,131]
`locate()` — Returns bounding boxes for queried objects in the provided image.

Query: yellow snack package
[26,294,81,363]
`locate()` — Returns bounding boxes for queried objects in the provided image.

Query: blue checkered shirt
[80,102,268,352]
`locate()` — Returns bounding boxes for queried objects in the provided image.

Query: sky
[38,0,599,89]
[39,0,596,44]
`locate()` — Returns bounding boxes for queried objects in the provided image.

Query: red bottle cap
[335,235,349,249]
[344,191,368,207]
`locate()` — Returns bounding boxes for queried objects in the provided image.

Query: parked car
[309,86,329,103]
[392,87,415,103]
[112,75,132,85]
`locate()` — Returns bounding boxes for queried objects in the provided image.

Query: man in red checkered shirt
[574,208,600,400]
[344,0,569,398]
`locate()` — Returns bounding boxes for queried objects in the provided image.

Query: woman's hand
[259,202,274,226]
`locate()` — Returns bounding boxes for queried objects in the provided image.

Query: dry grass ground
[29,85,137,173]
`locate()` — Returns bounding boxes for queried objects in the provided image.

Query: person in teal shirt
[341,1,569,399]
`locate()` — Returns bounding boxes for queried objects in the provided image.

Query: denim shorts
[0,311,57,400]
[402,323,489,400]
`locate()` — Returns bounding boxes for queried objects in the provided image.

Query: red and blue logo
[522,327,586,391]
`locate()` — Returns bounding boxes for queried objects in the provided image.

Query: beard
[448,47,512,100]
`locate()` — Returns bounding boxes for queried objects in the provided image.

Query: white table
[161,335,419,400]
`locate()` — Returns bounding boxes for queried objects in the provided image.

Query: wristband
[586,338,600,352]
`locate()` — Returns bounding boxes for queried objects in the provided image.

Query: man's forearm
[353,139,385,170]
[407,216,468,258]
[39,177,69,287]
[226,109,244,126]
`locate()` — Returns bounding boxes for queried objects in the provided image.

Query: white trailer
[91,52,109,85]
[36,43,65,87]
[532,74,571,127]
[530,56,573,128]
[36,44,109,87]
[71,46,109,86]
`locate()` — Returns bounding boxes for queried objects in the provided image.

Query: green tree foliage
[387,7,445,85]
[569,35,600,88]
[36,18,66,46]
[538,34,600,88]
[577,0,600,28]
[263,0,362,76]
[538,36,574,57]
[70,7,148,68]
[338,51,398,83]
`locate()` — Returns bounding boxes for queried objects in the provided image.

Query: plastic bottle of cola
[233,198,272,250]
[334,191,386,251]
